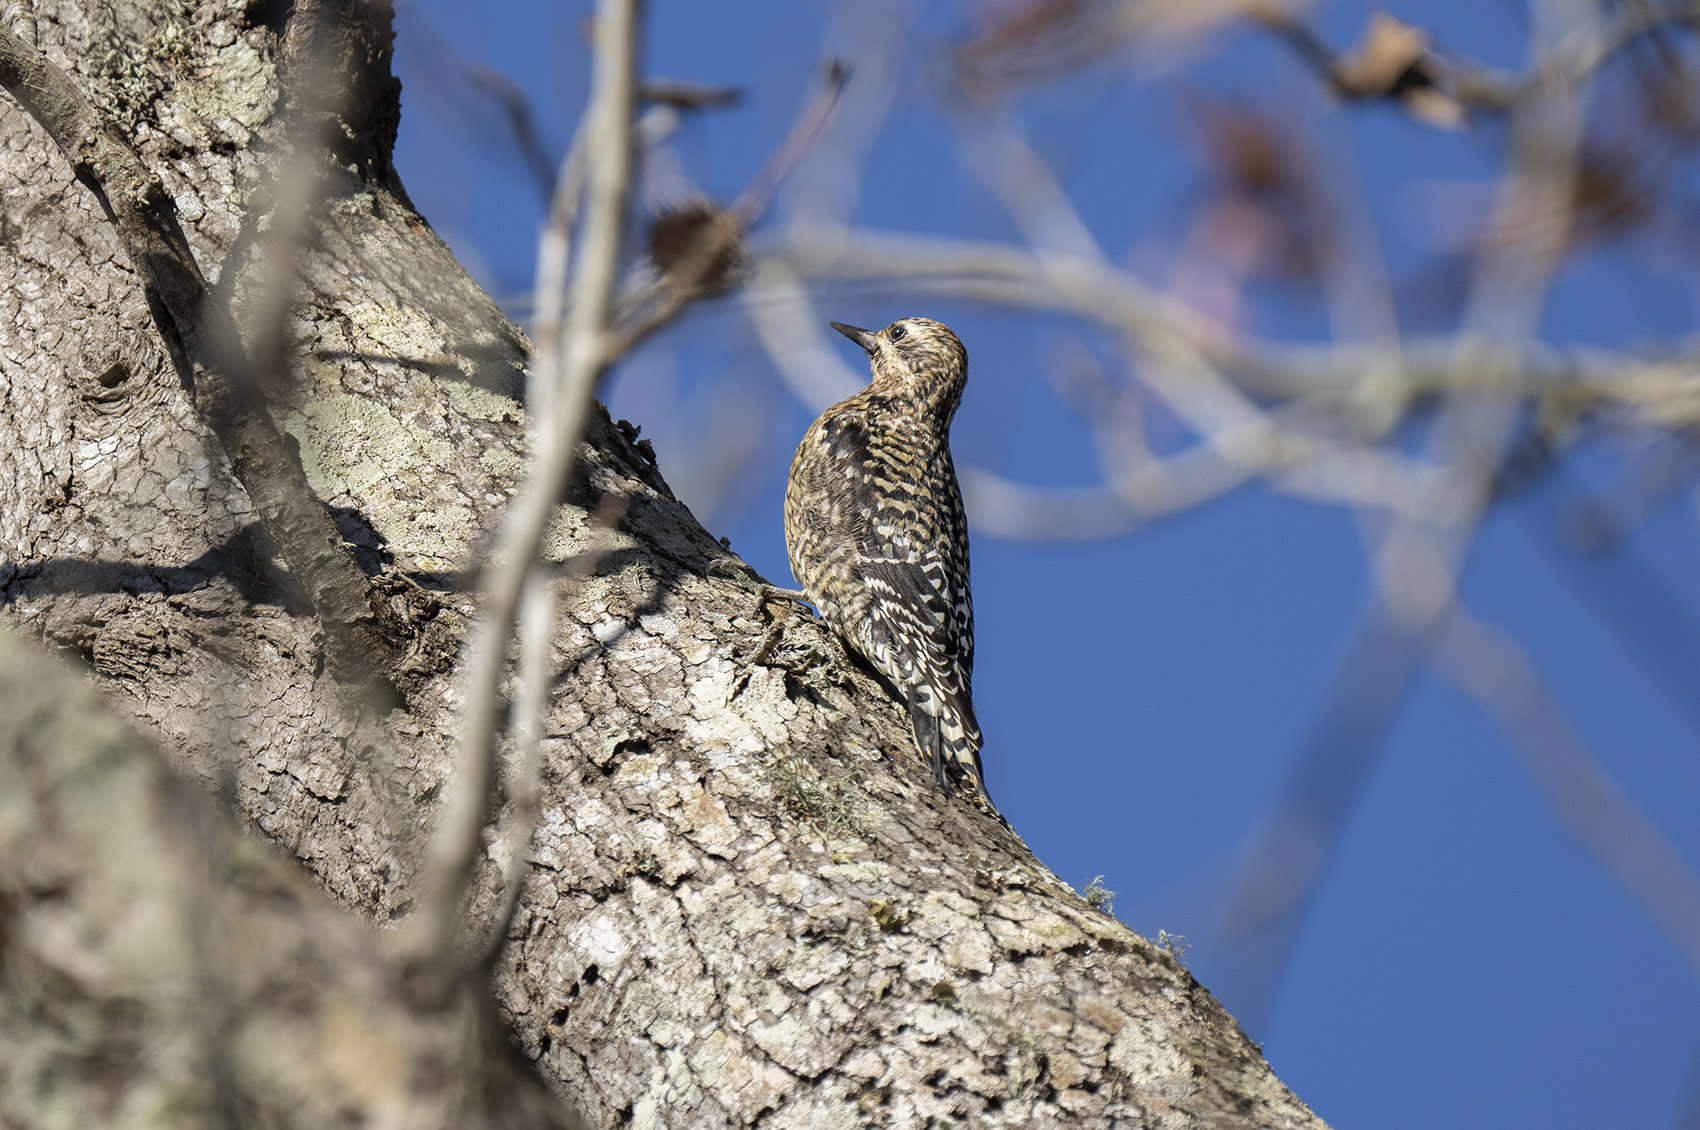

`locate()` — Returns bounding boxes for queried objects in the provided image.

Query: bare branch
[0,24,391,689]
[639,77,742,110]
[484,568,555,964]
[481,499,626,970]
[606,59,850,361]
[1251,0,1700,123]
[1212,611,1421,1030]
[413,0,643,977]
[468,64,559,202]
[1434,608,1700,979]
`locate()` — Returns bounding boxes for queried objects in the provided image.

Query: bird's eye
[888,324,908,342]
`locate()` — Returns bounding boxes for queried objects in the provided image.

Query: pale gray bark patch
[0,3,1329,1128]
[0,625,584,1130]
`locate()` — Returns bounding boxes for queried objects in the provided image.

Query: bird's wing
[811,410,976,702]
[859,555,969,681]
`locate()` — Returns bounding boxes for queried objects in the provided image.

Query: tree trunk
[0,3,1327,1127]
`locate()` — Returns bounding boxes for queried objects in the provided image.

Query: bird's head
[831,317,967,419]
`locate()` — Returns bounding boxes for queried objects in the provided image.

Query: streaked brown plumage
[784,317,994,814]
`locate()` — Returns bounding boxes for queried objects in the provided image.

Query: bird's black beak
[830,322,879,355]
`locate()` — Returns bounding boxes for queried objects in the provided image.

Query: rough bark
[0,3,1328,1128]
[0,625,582,1130]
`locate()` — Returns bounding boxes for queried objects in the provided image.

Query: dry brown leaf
[1332,12,1467,129]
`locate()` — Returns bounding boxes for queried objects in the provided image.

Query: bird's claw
[706,555,753,581]
[707,556,812,607]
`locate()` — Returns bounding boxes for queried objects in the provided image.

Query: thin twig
[1211,611,1421,1030]
[604,60,851,361]
[0,25,389,687]
[1434,608,1700,979]
[413,0,642,976]
[1542,456,1700,735]
[468,65,559,203]
[479,502,624,970]
[483,568,554,962]
[639,78,742,110]
[531,118,592,427]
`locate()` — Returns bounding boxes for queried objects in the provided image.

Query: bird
[784,316,996,816]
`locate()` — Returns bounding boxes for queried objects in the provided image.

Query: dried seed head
[646,199,743,296]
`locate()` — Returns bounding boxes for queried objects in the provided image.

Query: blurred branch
[0,626,585,1130]
[959,461,1251,541]
[949,0,1696,114]
[1543,451,1700,735]
[468,64,559,202]
[742,258,868,408]
[1251,8,1471,128]
[487,568,555,964]
[1445,0,1700,111]
[639,77,742,109]
[474,69,742,207]
[950,104,1431,535]
[1676,1040,1700,1130]
[765,230,1700,427]
[1433,608,1700,980]
[1211,611,1421,1028]
[1209,2,1595,1015]
[482,500,625,971]
[0,23,393,690]
[416,0,642,980]
[608,59,850,360]
[953,0,1277,94]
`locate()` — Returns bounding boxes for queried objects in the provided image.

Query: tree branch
[0,24,391,689]
[414,0,643,977]
[1434,607,1700,978]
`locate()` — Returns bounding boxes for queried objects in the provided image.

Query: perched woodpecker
[784,317,996,815]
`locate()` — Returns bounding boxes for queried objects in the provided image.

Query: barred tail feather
[948,735,998,817]
[910,693,1000,818]
[948,735,995,809]
[908,701,949,789]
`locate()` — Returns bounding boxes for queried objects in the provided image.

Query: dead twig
[606,59,851,360]
[0,25,391,690]
[1433,608,1700,979]
[413,0,644,980]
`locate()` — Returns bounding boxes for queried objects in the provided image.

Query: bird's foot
[705,555,754,583]
[758,583,812,608]
[706,557,813,610]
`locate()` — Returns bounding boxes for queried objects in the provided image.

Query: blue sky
[392,3,1700,1126]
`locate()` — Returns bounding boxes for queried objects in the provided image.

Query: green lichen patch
[759,749,870,839]
[286,393,477,568]
[176,38,276,137]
